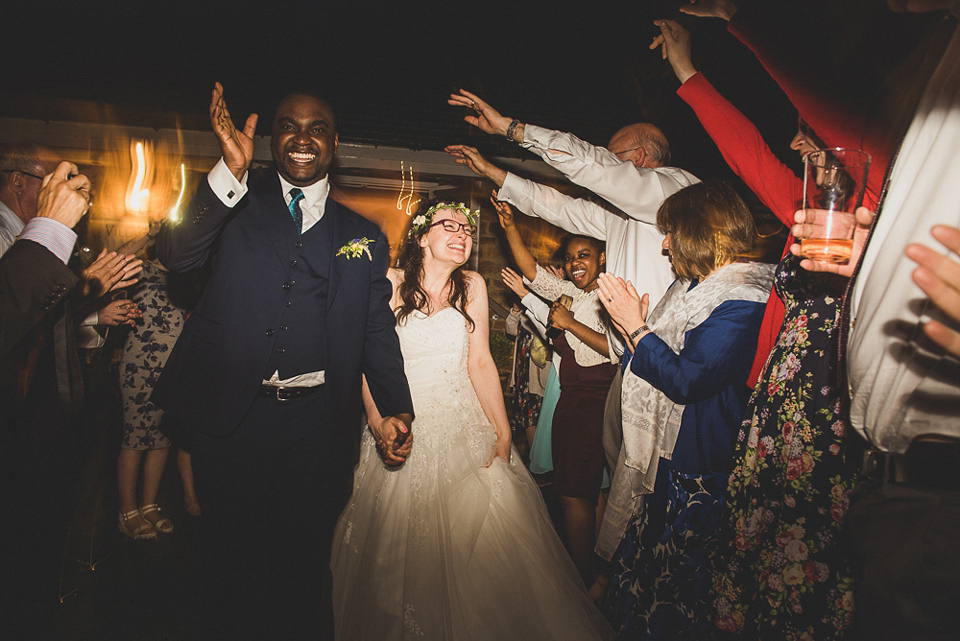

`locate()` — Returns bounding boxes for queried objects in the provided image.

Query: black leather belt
[861,437,960,491]
[258,384,322,402]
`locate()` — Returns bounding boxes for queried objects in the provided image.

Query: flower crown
[408,202,479,238]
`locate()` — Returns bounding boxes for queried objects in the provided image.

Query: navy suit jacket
[153,168,412,456]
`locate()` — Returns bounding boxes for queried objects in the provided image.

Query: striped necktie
[288,188,304,235]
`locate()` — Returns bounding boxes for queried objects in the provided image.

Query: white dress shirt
[497,124,698,356]
[848,13,960,453]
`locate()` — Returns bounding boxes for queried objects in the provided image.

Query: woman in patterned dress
[117,230,191,539]
[650,20,887,638]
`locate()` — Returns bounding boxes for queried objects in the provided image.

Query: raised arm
[448,90,697,224]
[158,84,258,271]
[654,19,801,225]
[490,192,537,280]
[465,272,512,461]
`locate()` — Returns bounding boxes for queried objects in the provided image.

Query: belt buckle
[275,386,290,402]
[862,449,891,483]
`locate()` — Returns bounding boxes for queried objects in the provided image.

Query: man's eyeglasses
[612,147,641,160]
[2,169,44,181]
[429,219,476,236]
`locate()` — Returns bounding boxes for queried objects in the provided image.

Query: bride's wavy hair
[394,199,475,331]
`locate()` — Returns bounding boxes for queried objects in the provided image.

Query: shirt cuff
[207,158,248,207]
[498,173,525,208]
[520,123,552,151]
[19,217,77,264]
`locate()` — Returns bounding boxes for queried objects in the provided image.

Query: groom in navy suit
[155,83,413,639]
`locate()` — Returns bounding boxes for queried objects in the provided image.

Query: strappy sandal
[140,503,174,534]
[119,508,157,540]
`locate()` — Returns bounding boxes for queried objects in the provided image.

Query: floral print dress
[712,255,863,640]
[119,262,188,450]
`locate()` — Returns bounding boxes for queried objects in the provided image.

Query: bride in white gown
[332,202,613,641]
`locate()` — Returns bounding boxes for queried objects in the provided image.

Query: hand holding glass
[800,148,870,264]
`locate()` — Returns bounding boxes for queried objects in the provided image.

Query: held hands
[789,206,875,278]
[597,273,649,342]
[371,415,413,466]
[97,299,142,327]
[36,162,92,229]
[502,267,530,298]
[210,82,258,181]
[651,20,697,83]
[906,224,960,358]
[447,89,512,137]
[80,249,144,299]
[678,0,739,21]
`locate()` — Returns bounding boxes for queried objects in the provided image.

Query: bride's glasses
[429,219,476,237]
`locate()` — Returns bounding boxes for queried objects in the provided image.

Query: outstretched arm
[448,89,526,142]
[465,272,512,461]
[444,145,508,187]
[906,224,960,358]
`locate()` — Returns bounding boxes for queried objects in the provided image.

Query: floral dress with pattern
[119,262,188,450]
[712,255,863,640]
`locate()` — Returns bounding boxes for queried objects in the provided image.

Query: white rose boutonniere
[337,237,375,261]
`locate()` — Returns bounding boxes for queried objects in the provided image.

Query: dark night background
[3,0,943,183]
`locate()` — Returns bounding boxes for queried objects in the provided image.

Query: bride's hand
[371,416,412,466]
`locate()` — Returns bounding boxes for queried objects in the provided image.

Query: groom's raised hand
[210,82,258,181]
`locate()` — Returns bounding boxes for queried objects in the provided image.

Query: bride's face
[419,208,474,266]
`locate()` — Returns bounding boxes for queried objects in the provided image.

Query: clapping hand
[501,267,530,298]
[447,89,511,137]
[597,273,649,345]
[210,82,258,181]
[97,299,142,327]
[906,224,960,358]
[80,249,143,300]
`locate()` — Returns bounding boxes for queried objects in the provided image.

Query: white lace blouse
[528,264,611,368]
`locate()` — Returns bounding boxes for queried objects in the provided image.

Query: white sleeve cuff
[207,158,248,207]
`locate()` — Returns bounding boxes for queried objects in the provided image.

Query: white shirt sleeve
[206,158,249,207]
[520,124,698,225]
[498,172,611,241]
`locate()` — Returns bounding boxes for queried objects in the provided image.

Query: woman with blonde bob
[594,180,775,640]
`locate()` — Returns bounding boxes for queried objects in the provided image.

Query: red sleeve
[728,9,888,206]
[677,72,802,227]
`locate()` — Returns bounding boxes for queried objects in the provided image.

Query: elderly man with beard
[155,84,413,639]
